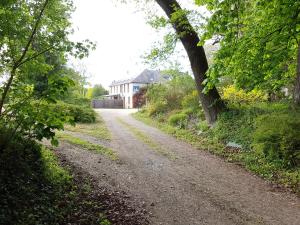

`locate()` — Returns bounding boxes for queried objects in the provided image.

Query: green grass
[64,115,111,140]
[133,111,300,194]
[57,132,118,160]
[41,146,72,185]
[117,118,177,160]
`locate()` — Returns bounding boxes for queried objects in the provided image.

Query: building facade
[108,69,168,108]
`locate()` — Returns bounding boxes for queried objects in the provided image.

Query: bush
[58,102,96,123]
[68,104,96,123]
[181,90,200,110]
[145,73,197,115]
[63,97,91,107]
[211,106,260,149]
[146,100,168,117]
[0,133,71,224]
[197,120,210,132]
[253,112,300,167]
[222,85,267,105]
[168,113,188,129]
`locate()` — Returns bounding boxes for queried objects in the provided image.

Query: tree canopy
[0,0,94,146]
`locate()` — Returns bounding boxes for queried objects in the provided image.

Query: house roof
[109,69,169,87]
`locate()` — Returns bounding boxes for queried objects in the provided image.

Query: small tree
[91,84,108,99]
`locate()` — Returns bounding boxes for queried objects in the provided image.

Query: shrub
[63,97,91,107]
[66,104,96,123]
[0,133,71,224]
[253,112,300,167]
[57,102,96,123]
[222,85,267,105]
[211,106,259,149]
[146,100,168,117]
[197,120,210,132]
[145,73,197,115]
[181,90,200,110]
[168,113,188,129]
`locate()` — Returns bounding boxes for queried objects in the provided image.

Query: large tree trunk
[155,0,226,124]
[294,42,300,105]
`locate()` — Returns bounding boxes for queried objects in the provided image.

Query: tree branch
[15,0,50,67]
[18,46,55,67]
[0,0,50,116]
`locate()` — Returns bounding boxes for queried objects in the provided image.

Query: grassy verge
[64,115,111,140]
[117,118,177,160]
[0,141,111,224]
[133,112,300,194]
[56,132,118,160]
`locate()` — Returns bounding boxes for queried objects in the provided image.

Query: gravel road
[56,109,300,225]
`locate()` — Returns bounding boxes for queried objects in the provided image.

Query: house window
[127,83,129,93]
[128,96,130,108]
[133,85,140,93]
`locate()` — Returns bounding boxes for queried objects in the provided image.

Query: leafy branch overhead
[196,0,300,98]
[0,0,95,147]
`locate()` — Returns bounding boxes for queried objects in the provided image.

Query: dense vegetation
[141,0,300,123]
[0,136,113,224]
[0,0,100,223]
[136,72,300,192]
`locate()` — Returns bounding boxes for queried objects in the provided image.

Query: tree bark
[294,42,300,105]
[155,0,226,124]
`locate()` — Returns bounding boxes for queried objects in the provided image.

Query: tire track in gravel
[55,109,300,225]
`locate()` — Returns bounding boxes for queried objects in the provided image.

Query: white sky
[69,0,207,88]
[69,0,162,88]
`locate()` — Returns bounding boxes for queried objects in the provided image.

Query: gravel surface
[55,109,300,225]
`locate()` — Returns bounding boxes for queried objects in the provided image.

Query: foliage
[0,0,94,147]
[63,96,91,107]
[61,67,90,101]
[0,99,74,148]
[168,112,188,128]
[181,90,200,110]
[87,84,108,99]
[211,105,262,150]
[146,71,196,116]
[60,102,96,123]
[222,85,268,105]
[197,0,300,96]
[253,112,300,168]
[0,132,112,224]
[134,109,300,194]
[0,139,70,224]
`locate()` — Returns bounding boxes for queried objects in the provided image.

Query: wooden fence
[92,99,124,109]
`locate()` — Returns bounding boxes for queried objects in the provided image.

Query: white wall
[109,82,146,108]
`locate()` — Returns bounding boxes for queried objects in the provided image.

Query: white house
[108,69,168,108]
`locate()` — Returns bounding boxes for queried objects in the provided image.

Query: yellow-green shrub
[222,85,267,104]
[146,100,168,116]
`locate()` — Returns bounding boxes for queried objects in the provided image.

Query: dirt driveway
[57,109,300,225]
